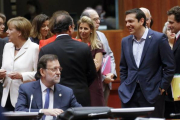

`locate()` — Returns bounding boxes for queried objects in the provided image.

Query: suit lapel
[139,29,153,67]
[33,80,43,109]
[173,37,180,53]
[14,40,30,60]
[128,36,138,68]
[53,84,62,108]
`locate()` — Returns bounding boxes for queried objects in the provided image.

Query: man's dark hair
[53,14,73,34]
[167,6,180,23]
[125,8,146,27]
[49,10,69,34]
[35,54,58,79]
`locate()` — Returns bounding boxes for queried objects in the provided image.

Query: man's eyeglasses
[46,67,63,72]
[146,18,149,21]
[92,17,100,22]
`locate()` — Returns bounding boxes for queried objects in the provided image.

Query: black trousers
[121,83,165,119]
[4,93,14,111]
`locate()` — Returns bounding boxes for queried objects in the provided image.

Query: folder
[101,55,111,75]
[171,75,180,101]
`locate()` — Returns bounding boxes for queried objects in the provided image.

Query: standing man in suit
[15,54,81,119]
[166,6,180,118]
[81,8,117,105]
[39,14,96,106]
[118,8,175,118]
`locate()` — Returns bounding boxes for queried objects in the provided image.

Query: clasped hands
[0,69,22,80]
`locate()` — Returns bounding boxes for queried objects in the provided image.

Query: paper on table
[171,75,180,101]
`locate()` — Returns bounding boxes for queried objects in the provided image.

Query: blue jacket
[118,29,175,104]
[15,80,81,112]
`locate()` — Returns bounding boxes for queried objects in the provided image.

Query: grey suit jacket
[96,31,117,90]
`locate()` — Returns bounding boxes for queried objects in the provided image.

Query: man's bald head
[81,8,100,30]
[140,7,152,28]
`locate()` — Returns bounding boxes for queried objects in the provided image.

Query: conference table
[2,107,157,120]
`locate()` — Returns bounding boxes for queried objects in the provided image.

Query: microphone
[29,94,33,113]
[170,113,180,117]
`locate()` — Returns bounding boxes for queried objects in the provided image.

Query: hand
[0,69,6,79]
[159,88,165,95]
[8,72,23,80]
[42,109,64,117]
[104,73,114,84]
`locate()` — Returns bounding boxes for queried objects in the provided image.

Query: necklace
[15,47,21,51]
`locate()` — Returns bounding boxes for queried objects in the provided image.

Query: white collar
[56,34,69,38]
[40,79,54,92]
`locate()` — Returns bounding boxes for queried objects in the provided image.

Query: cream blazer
[1,39,39,107]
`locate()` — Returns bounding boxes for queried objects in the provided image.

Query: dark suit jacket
[118,29,175,104]
[39,35,96,106]
[0,37,8,102]
[0,37,8,68]
[166,35,180,102]
[15,80,81,112]
[173,36,180,73]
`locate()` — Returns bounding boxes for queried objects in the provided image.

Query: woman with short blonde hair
[0,17,39,111]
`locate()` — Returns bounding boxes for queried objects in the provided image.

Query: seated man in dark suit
[15,54,81,119]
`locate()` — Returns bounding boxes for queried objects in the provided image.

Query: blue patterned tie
[42,88,51,120]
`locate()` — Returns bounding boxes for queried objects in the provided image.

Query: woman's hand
[0,69,6,79]
[104,73,115,84]
[8,72,23,80]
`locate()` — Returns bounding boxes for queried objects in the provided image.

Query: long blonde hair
[77,16,101,50]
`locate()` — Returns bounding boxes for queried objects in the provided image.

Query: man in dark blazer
[0,13,8,103]
[118,8,175,118]
[15,55,81,119]
[166,6,180,118]
[39,14,96,106]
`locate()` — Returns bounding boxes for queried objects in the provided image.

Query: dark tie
[42,88,51,120]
